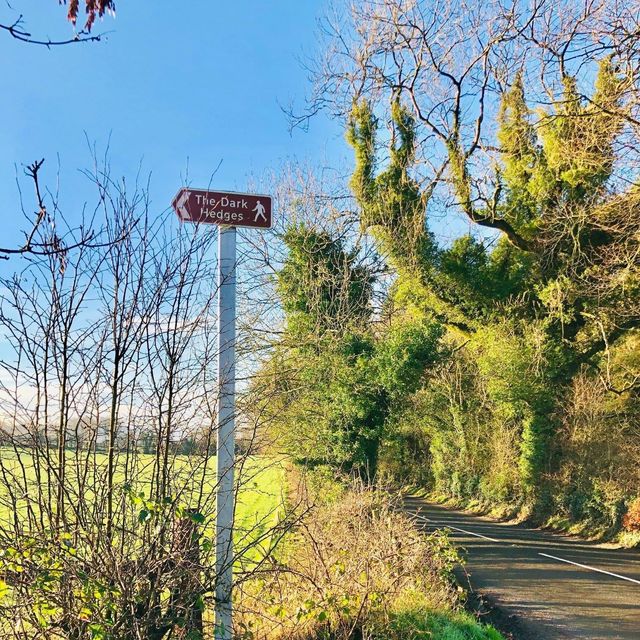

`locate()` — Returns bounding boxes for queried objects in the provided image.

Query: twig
[0,14,106,46]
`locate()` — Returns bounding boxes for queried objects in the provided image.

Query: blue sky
[0,1,346,250]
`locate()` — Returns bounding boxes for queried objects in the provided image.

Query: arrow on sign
[175,189,191,220]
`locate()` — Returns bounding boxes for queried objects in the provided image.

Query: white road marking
[411,509,640,587]
[538,553,640,586]
[413,513,501,543]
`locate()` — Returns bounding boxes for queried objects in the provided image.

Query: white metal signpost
[172,188,273,640]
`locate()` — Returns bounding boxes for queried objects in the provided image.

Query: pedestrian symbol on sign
[253,200,267,223]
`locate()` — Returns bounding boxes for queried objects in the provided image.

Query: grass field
[0,447,286,558]
[0,447,286,636]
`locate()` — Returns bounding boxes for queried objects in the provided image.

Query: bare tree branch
[0,13,106,46]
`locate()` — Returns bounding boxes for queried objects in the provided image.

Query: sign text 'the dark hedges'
[172,189,272,229]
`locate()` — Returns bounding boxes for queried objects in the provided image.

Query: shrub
[0,495,208,639]
[623,498,640,532]
[237,488,502,640]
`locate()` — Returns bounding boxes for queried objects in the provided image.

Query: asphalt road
[404,497,640,640]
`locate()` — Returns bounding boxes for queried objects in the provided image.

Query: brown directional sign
[172,188,272,229]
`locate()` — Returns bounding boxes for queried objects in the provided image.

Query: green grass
[387,609,505,640]
[0,447,286,559]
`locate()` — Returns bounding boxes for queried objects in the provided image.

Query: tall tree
[312,0,640,508]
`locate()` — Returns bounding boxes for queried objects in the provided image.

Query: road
[404,497,640,640]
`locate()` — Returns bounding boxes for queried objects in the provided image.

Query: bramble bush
[237,488,503,640]
[0,490,208,639]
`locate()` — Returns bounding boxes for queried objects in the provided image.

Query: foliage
[347,100,436,276]
[238,489,503,640]
[266,51,640,532]
[277,224,373,340]
[338,29,640,529]
[374,318,444,400]
[63,0,116,31]
[252,3,640,562]
[258,328,387,479]
[0,493,205,639]
[268,5,640,531]
[623,498,640,533]
[259,224,444,482]
[0,453,286,637]
[549,362,640,532]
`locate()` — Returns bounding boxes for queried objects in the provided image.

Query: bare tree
[302,0,640,248]
[0,160,297,638]
[0,159,102,263]
[1,0,117,264]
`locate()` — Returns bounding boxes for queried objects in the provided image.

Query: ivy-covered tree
[263,224,382,479]
[347,100,436,278]
[342,23,638,510]
[276,224,373,340]
[263,0,639,531]
[255,223,443,482]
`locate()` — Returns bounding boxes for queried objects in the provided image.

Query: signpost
[172,188,272,229]
[172,188,272,640]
